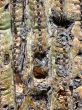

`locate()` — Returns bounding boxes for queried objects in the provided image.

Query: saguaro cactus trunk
[0,0,82,110]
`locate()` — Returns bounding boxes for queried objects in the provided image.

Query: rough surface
[0,0,82,110]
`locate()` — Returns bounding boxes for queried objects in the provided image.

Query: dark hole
[4,53,10,65]
[4,3,9,10]
[3,104,9,108]
[0,87,7,91]
[47,86,51,91]
[31,90,48,100]
[58,89,66,96]
[37,12,40,15]
[40,1,43,6]
[69,85,73,92]
[36,0,39,2]
[51,16,73,28]
[50,10,74,28]
[60,0,64,4]
[75,76,81,80]
[13,0,17,3]
[55,58,61,64]
[75,102,79,109]
[33,66,48,79]
[77,50,82,56]
[79,38,82,41]
[34,51,46,61]
[10,106,14,110]
[37,4,39,8]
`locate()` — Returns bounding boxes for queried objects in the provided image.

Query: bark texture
[0,0,82,110]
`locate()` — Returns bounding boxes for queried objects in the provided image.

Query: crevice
[59,0,64,4]
[57,88,66,97]
[33,66,48,79]
[31,90,48,101]
[31,86,51,101]
[33,48,48,79]
[75,102,79,109]
[77,49,82,56]
[34,51,46,61]
[3,53,10,65]
[50,10,74,28]
[3,104,9,109]
[4,3,9,11]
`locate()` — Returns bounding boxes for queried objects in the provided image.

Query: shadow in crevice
[50,10,74,28]
[77,50,82,56]
[33,51,48,79]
